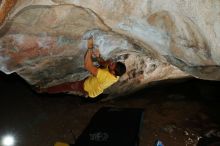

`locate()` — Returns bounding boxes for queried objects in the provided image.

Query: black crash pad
[74,107,144,146]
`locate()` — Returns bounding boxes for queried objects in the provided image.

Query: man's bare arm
[92,49,111,67]
[84,38,98,76]
[97,57,111,68]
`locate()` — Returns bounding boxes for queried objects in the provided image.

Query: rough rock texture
[0,0,17,27]
[1,0,219,98]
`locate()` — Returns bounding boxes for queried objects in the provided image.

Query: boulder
[1,0,219,98]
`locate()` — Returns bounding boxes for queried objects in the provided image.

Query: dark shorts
[70,78,88,96]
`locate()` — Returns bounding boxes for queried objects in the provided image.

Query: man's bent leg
[40,80,85,94]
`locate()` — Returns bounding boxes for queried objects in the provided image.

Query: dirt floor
[0,72,220,146]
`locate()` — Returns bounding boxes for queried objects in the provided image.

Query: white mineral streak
[56,0,220,64]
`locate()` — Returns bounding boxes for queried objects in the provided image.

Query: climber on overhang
[37,37,126,98]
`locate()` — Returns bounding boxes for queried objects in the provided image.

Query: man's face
[108,62,116,75]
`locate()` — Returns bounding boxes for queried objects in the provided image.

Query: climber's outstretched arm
[84,38,98,76]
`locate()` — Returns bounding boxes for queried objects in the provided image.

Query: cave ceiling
[0,0,220,98]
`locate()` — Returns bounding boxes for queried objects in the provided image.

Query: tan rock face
[1,0,219,98]
[0,0,17,26]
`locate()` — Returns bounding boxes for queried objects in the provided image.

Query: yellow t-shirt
[84,68,119,98]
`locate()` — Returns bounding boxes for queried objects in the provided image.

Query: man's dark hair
[114,62,126,76]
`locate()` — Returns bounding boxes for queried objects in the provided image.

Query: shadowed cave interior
[0,71,220,146]
[1,1,220,146]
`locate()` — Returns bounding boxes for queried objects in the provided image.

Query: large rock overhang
[1,0,220,98]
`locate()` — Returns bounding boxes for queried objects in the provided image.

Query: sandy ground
[0,72,220,146]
